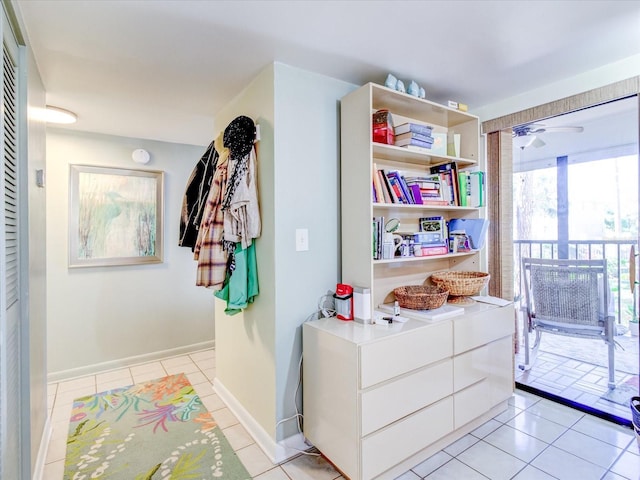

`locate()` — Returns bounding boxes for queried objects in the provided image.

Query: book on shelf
[378,169,395,203]
[372,163,384,203]
[372,216,385,260]
[430,133,447,156]
[457,170,485,208]
[406,174,444,203]
[387,171,413,204]
[458,171,470,207]
[431,162,460,206]
[448,218,489,250]
[468,171,485,207]
[395,132,434,144]
[405,184,423,204]
[394,122,433,136]
[395,137,433,149]
[385,172,407,203]
[421,245,449,256]
[447,133,461,157]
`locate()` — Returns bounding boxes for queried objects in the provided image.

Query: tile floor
[43,348,640,479]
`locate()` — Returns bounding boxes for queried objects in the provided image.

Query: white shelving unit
[303,83,515,480]
[340,82,484,308]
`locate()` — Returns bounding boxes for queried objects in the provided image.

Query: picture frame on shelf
[68,164,164,268]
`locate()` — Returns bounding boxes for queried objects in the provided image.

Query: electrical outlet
[295,228,309,251]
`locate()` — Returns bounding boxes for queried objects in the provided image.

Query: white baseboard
[213,378,308,464]
[47,340,215,383]
[32,414,52,480]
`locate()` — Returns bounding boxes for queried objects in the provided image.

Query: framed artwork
[69,165,164,267]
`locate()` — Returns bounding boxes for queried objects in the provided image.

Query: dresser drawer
[454,344,489,392]
[360,359,452,436]
[454,305,514,354]
[454,380,491,429]
[362,397,454,480]
[360,320,452,389]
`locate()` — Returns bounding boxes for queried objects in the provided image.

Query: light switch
[296,228,309,251]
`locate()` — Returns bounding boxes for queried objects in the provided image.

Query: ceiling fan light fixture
[530,136,546,148]
[44,105,77,124]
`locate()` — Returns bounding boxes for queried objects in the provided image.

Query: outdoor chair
[520,258,616,389]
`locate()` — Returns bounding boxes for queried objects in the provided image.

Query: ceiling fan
[512,122,584,149]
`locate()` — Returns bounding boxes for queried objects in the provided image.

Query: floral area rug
[63,373,251,479]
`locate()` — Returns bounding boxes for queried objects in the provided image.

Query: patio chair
[520,258,616,389]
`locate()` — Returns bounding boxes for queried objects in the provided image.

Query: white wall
[25,41,47,475]
[46,129,215,378]
[213,62,356,458]
[474,54,640,121]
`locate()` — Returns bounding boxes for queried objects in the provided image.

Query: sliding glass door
[513,96,640,424]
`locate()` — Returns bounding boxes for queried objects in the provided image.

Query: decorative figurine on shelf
[383,74,426,99]
[385,73,398,90]
[408,81,420,97]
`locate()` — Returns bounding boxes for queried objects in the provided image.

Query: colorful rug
[63,373,251,479]
[601,376,640,406]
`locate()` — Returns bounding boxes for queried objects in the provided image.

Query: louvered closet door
[0,11,21,479]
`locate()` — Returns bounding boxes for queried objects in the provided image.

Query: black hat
[223,116,255,159]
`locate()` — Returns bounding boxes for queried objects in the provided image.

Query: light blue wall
[46,130,215,376]
[214,63,277,437]
[213,62,356,444]
[272,63,355,438]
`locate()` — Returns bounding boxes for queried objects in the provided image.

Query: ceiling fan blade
[542,126,584,133]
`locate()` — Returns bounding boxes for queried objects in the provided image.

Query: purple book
[408,184,423,204]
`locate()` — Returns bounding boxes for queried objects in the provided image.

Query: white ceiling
[14,0,640,147]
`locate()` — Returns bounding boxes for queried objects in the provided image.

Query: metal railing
[514,239,637,324]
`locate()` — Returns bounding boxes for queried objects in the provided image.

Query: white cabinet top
[305,301,508,346]
[305,317,439,345]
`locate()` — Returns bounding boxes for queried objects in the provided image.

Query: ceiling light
[44,106,77,124]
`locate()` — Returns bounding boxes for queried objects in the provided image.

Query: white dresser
[303,302,514,480]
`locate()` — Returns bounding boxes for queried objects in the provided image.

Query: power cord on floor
[274,292,336,456]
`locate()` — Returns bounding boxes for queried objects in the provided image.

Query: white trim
[32,414,51,480]
[47,340,215,383]
[213,378,309,464]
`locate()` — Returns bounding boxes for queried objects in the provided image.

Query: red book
[421,245,449,256]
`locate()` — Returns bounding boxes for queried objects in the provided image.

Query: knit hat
[223,116,255,159]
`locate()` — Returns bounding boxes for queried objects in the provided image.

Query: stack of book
[430,162,459,206]
[404,174,447,205]
[393,122,434,151]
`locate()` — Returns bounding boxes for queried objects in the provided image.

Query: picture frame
[69,164,164,268]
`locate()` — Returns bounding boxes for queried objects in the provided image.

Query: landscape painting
[69,165,164,267]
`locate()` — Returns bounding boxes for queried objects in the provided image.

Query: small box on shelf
[372,109,394,145]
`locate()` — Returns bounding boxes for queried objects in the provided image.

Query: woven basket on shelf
[393,285,449,310]
[430,271,490,297]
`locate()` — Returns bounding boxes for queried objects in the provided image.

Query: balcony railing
[514,239,637,325]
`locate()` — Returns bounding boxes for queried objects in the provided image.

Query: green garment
[214,242,259,315]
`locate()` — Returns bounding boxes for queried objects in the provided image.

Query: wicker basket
[393,285,449,310]
[430,271,490,296]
